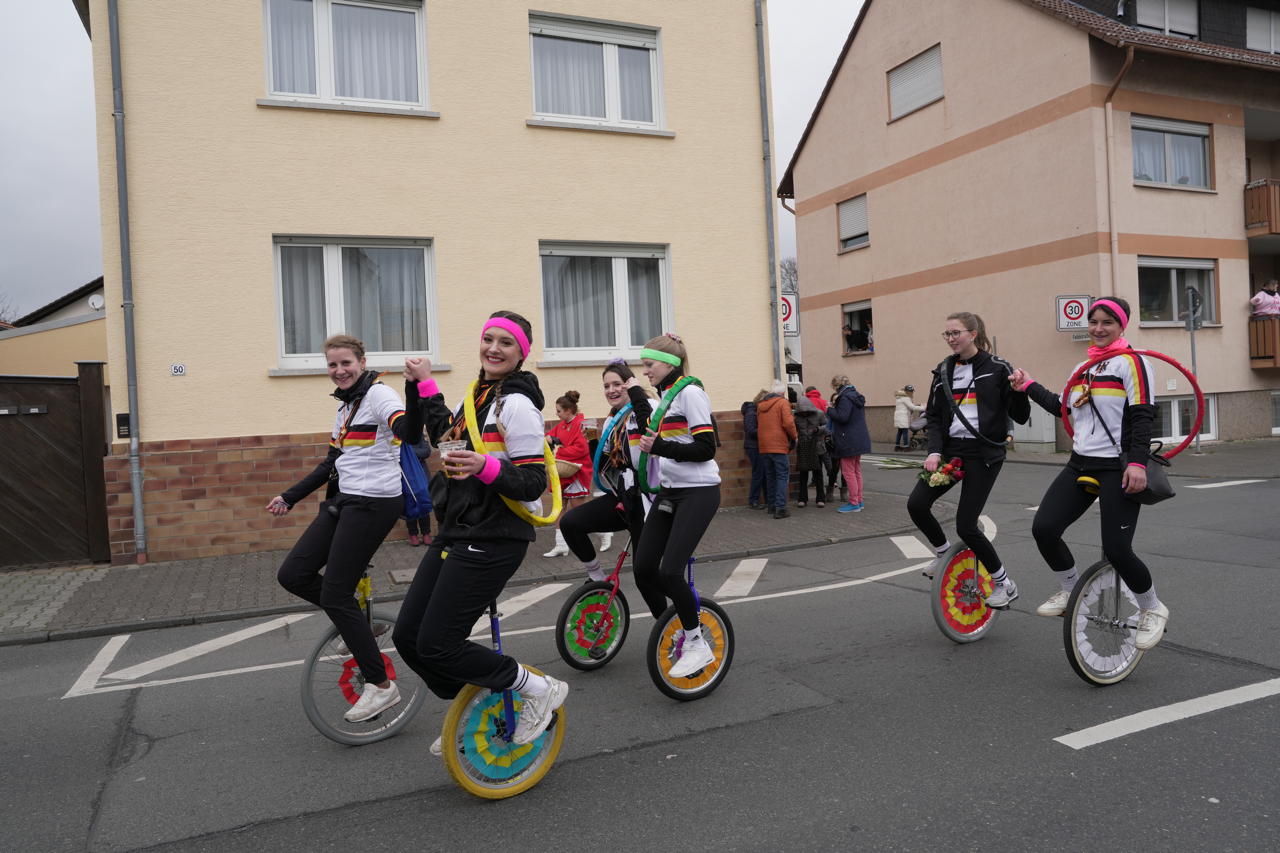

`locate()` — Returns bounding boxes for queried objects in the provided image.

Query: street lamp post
[1185,286,1202,455]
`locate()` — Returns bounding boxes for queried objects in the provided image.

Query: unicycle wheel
[1064,559,1144,686]
[440,665,566,799]
[555,582,630,671]
[646,599,734,701]
[930,545,997,644]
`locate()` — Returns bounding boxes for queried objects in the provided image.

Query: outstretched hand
[1009,368,1032,392]
[404,356,432,382]
[265,495,290,516]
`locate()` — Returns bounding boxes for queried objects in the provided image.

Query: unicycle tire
[930,545,998,644]
[300,610,427,745]
[1063,559,1144,686]
[440,665,566,799]
[646,599,734,701]
[555,582,630,671]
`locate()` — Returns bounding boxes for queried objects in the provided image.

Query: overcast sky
[0,1,860,318]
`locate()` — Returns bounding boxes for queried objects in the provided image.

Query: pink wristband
[475,454,501,484]
[1126,462,1146,469]
[416,378,440,398]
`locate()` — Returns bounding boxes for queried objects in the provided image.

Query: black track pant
[907,446,1004,572]
[1031,465,1152,594]
[561,494,641,563]
[277,492,402,684]
[392,539,526,701]
[633,485,720,628]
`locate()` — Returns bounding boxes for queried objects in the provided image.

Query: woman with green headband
[634,333,721,680]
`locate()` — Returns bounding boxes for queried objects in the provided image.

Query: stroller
[906,415,928,452]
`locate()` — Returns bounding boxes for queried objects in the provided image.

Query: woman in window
[634,334,721,679]
[1011,298,1170,650]
[395,311,567,753]
[559,360,653,581]
[910,313,1029,606]
[268,334,424,724]
[542,389,594,557]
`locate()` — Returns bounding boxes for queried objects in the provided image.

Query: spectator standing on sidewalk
[403,436,433,546]
[794,389,828,508]
[893,385,923,451]
[1250,279,1280,316]
[828,374,871,513]
[804,385,829,413]
[742,390,773,510]
[756,381,797,518]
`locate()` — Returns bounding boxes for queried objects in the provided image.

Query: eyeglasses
[941,330,970,340]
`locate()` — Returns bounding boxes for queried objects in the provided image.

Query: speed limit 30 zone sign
[1057,295,1090,331]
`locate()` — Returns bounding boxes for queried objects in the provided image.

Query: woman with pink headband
[1011,296,1170,651]
[395,310,568,753]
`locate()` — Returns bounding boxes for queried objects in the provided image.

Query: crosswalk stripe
[713,558,768,599]
[1186,480,1266,489]
[470,583,572,638]
[891,536,933,559]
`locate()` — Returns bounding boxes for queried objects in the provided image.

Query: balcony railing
[1245,179,1280,237]
[1249,315,1280,368]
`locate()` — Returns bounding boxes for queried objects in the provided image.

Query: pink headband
[482,317,531,359]
[1090,298,1128,329]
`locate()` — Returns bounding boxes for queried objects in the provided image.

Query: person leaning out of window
[1250,279,1280,317]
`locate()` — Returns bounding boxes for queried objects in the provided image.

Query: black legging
[632,485,720,628]
[561,494,641,563]
[1031,465,1152,594]
[277,492,402,684]
[797,467,825,503]
[907,446,1004,571]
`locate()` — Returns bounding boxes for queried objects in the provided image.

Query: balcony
[1245,180,1280,237]
[1249,315,1280,368]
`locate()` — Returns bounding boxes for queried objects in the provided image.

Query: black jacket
[926,350,1029,466]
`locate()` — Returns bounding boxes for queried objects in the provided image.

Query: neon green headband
[640,348,682,367]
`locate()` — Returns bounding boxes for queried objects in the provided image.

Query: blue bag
[400,441,432,519]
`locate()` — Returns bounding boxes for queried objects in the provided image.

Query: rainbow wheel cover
[457,692,545,780]
[563,593,621,657]
[938,554,994,635]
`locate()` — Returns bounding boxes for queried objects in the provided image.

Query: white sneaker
[1135,602,1170,650]
[668,632,715,679]
[512,676,568,745]
[430,735,442,757]
[597,532,613,553]
[543,530,570,558]
[343,680,401,722]
[1036,590,1071,617]
[984,579,1018,609]
[922,549,949,580]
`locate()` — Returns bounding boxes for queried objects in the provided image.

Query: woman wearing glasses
[911,313,1029,607]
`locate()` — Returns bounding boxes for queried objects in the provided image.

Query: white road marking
[979,515,997,539]
[720,562,930,604]
[1026,505,1039,511]
[101,614,314,683]
[891,536,934,559]
[63,635,130,698]
[1055,677,1280,750]
[470,583,571,638]
[713,558,768,599]
[1185,480,1266,489]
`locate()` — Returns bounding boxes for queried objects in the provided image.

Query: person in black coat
[742,390,772,509]
[828,374,871,512]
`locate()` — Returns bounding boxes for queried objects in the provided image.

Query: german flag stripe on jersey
[510,454,544,466]
[1087,379,1127,397]
[1118,353,1153,404]
[658,416,689,438]
[342,428,378,448]
[952,392,977,405]
[690,425,715,436]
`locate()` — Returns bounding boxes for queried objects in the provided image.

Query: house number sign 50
[170,363,187,376]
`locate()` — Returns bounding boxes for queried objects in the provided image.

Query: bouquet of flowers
[921,457,964,487]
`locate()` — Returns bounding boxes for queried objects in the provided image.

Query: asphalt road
[5,463,1277,852]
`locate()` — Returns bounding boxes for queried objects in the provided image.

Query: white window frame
[837,195,869,252]
[529,13,664,130]
[1247,7,1280,53]
[1153,394,1216,444]
[1131,115,1211,189]
[273,236,438,369]
[1137,256,1218,327]
[1271,391,1280,435]
[538,242,672,363]
[887,44,943,122]
[263,0,430,110]
[1134,0,1199,38]
[841,300,874,356]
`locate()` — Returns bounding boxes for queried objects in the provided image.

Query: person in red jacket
[804,385,829,413]
[543,390,593,556]
[756,381,798,518]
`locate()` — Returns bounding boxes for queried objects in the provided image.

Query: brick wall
[104,409,758,564]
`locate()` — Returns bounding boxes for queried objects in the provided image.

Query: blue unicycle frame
[485,599,519,743]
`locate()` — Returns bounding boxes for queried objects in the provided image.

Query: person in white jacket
[893,385,924,451]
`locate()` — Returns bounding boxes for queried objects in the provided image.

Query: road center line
[1185,480,1266,489]
[1054,677,1280,749]
[713,559,768,599]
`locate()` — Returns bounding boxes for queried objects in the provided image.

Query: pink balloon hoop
[1059,349,1204,461]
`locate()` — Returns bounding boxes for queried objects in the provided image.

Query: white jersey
[947,362,982,440]
[646,383,721,489]
[1066,351,1156,458]
[332,383,407,498]
[453,388,547,517]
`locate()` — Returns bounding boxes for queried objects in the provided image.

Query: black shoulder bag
[1085,395,1174,505]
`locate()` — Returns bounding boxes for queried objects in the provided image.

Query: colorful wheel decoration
[337,653,397,704]
[564,594,621,655]
[937,552,994,636]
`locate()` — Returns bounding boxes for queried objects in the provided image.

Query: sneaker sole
[669,649,716,680]
[513,681,568,745]
[984,594,1018,611]
[343,693,402,723]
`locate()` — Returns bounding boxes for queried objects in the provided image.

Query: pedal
[588,646,607,660]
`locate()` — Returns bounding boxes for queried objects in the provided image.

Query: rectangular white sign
[1056,295,1091,331]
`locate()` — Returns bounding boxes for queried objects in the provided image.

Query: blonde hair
[945,312,991,352]
[642,334,689,372]
[830,374,849,390]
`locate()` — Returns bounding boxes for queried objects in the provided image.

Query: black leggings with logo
[907,443,1004,572]
[632,485,720,628]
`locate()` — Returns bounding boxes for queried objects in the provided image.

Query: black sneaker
[774,508,791,519]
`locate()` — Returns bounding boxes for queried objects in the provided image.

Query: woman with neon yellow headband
[1011,297,1169,650]
[634,333,721,680]
[395,310,567,750]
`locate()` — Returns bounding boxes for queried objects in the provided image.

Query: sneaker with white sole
[343,680,401,722]
[1135,602,1170,650]
[984,579,1018,609]
[1036,590,1071,617]
[668,632,716,679]
[922,550,950,580]
[512,676,568,745]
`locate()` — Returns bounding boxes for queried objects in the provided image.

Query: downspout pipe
[109,0,147,562]
[1104,45,1135,298]
[755,0,782,381]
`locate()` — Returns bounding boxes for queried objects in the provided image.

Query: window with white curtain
[539,243,670,357]
[1248,7,1280,53]
[275,237,435,367]
[1134,0,1199,38]
[1131,115,1210,189]
[1154,394,1215,442]
[265,0,427,107]
[837,195,869,251]
[1137,257,1217,326]
[530,14,661,127]
[887,44,943,121]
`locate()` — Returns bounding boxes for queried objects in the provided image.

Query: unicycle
[646,558,734,701]
[929,543,999,644]
[1063,559,1145,686]
[440,599,566,799]
[300,569,427,745]
[555,538,632,671]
